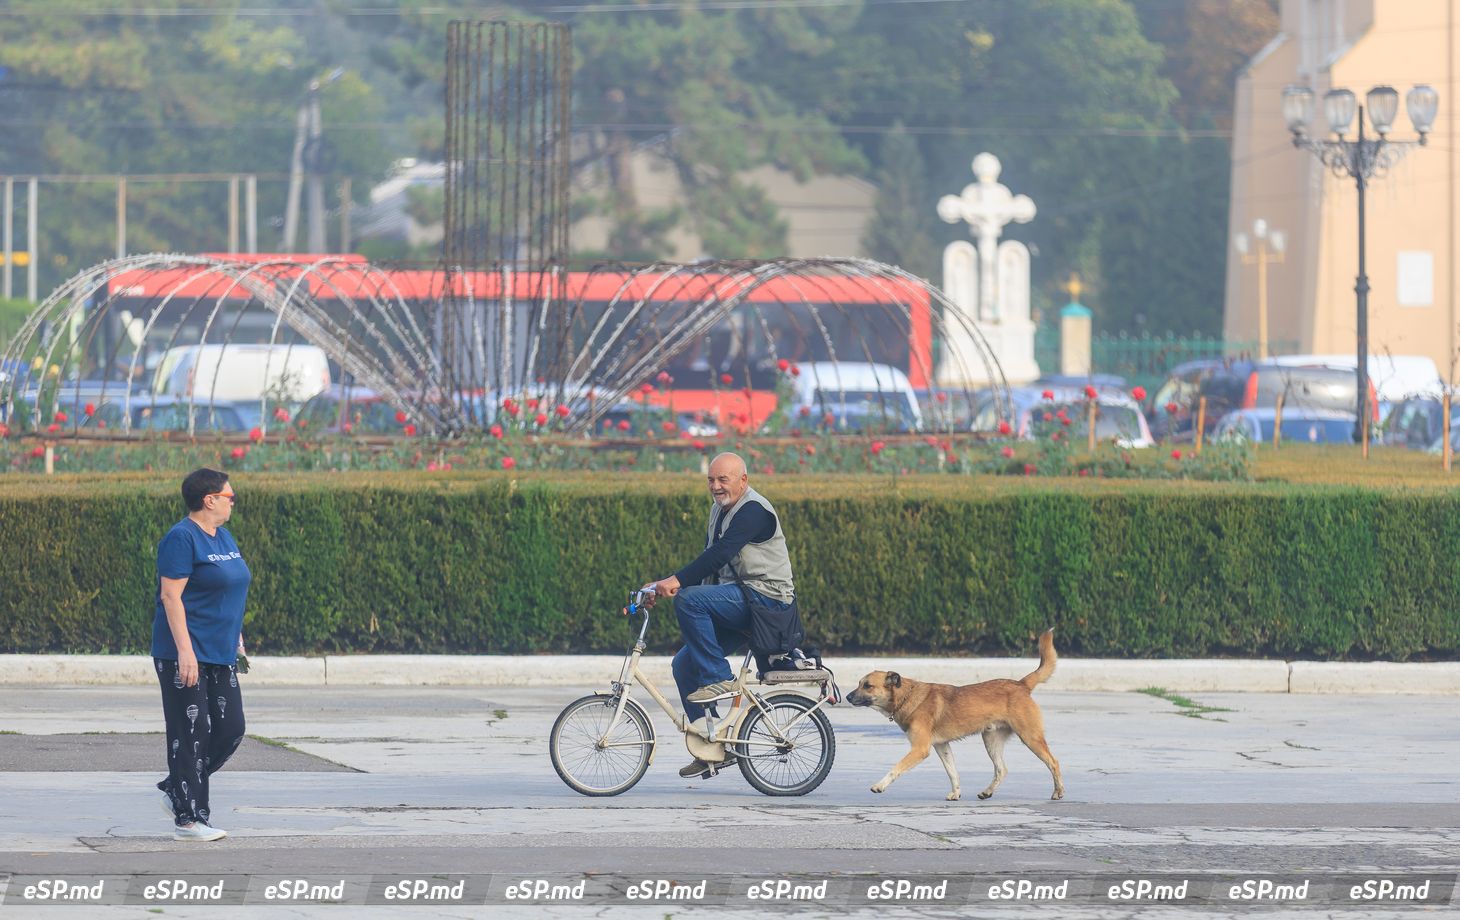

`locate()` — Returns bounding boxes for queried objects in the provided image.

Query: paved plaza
[0,682,1456,918]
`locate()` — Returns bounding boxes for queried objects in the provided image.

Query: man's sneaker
[173,822,227,842]
[679,758,714,778]
[687,680,739,703]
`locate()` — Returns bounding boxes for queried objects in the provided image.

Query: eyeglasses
[207,492,236,505]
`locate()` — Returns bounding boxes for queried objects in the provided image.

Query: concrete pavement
[0,681,1457,919]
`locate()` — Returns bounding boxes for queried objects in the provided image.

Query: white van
[786,361,923,432]
[153,344,332,403]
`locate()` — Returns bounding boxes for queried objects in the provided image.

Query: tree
[0,0,394,294]
[0,0,1268,337]
[862,123,936,280]
[565,3,865,260]
[1094,133,1232,335]
[1131,0,1280,129]
[826,0,1179,326]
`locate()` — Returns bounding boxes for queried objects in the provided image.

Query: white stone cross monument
[936,152,1040,385]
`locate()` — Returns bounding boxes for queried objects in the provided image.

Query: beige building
[572,144,876,261]
[1226,0,1458,382]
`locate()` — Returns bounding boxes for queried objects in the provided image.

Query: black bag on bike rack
[726,561,806,674]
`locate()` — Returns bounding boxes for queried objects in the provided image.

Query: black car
[1383,395,1458,450]
[1146,359,1232,442]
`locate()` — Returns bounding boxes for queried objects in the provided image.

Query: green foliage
[0,297,33,349]
[564,4,865,259]
[0,1,392,290]
[1095,131,1232,335]
[1,474,1456,661]
[862,124,936,282]
[0,0,1273,334]
[828,0,1225,329]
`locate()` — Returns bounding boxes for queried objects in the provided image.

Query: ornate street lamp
[1234,219,1286,360]
[1282,81,1438,449]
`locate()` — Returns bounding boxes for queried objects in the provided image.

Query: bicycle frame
[599,596,831,757]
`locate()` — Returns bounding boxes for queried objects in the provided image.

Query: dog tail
[1019,628,1057,690]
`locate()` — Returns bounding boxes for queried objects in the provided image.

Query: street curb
[1289,660,1460,694]
[0,654,1456,693]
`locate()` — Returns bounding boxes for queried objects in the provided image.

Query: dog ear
[886,672,902,688]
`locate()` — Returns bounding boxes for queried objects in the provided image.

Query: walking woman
[153,468,250,841]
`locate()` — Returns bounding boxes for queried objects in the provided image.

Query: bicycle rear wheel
[550,694,655,796]
[734,693,835,796]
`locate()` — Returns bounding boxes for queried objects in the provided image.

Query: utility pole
[26,177,36,303]
[282,86,311,253]
[117,178,127,259]
[245,175,258,254]
[4,178,12,299]
[284,69,343,253]
[305,82,327,252]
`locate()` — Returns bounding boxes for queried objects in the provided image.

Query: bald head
[707,452,750,507]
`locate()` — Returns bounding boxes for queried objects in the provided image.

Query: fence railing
[1033,328,1300,394]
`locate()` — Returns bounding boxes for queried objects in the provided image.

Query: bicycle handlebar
[624,586,654,616]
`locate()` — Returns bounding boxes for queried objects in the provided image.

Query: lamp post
[1233,218,1286,360]
[1282,82,1439,446]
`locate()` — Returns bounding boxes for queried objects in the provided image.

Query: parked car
[1266,353,1441,419]
[1033,373,1129,391]
[1425,426,1460,456]
[595,401,721,438]
[11,381,147,429]
[971,386,1154,448]
[1148,359,1378,442]
[1381,395,1460,449]
[1147,359,1225,442]
[913,388,980,431]
[785,361,923,433]
[1213,408,1358,445]
[295,385,399,434]
[153,343,332,403]
[128,396,253,434]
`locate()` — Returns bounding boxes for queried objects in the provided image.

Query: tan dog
[847,629,1063,802]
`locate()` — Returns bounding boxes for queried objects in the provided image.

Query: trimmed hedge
[1,473,1457,660]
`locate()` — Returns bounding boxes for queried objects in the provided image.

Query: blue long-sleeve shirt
[674,502,776,587]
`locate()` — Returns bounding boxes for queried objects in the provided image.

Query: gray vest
[705,487,795,603]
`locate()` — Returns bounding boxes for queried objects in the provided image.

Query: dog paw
[946,792,961,802]
[977,791,993,800]
[1051,790,1064,800]
[870,783,887,794]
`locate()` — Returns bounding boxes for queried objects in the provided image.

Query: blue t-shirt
[151,518,252,665]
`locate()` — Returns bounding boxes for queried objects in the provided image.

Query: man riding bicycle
[642,451,797,779]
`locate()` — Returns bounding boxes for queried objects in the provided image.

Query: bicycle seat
[759,669,832,684]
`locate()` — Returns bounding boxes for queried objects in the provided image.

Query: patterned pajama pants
[154,658,246,827]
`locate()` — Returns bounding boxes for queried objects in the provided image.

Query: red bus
[100,256,935,431]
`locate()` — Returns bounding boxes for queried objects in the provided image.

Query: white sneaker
[173,822,227,842]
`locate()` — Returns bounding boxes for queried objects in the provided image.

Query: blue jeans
[671,583,790,721]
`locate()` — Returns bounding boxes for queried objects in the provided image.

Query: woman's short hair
[181,468,230,512]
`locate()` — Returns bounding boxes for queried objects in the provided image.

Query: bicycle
[549,587,838,797]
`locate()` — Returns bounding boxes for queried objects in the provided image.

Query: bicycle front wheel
[734,693,835,796]
[550,694,655,796]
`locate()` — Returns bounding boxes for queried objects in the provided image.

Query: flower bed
[0,427,1253,481]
